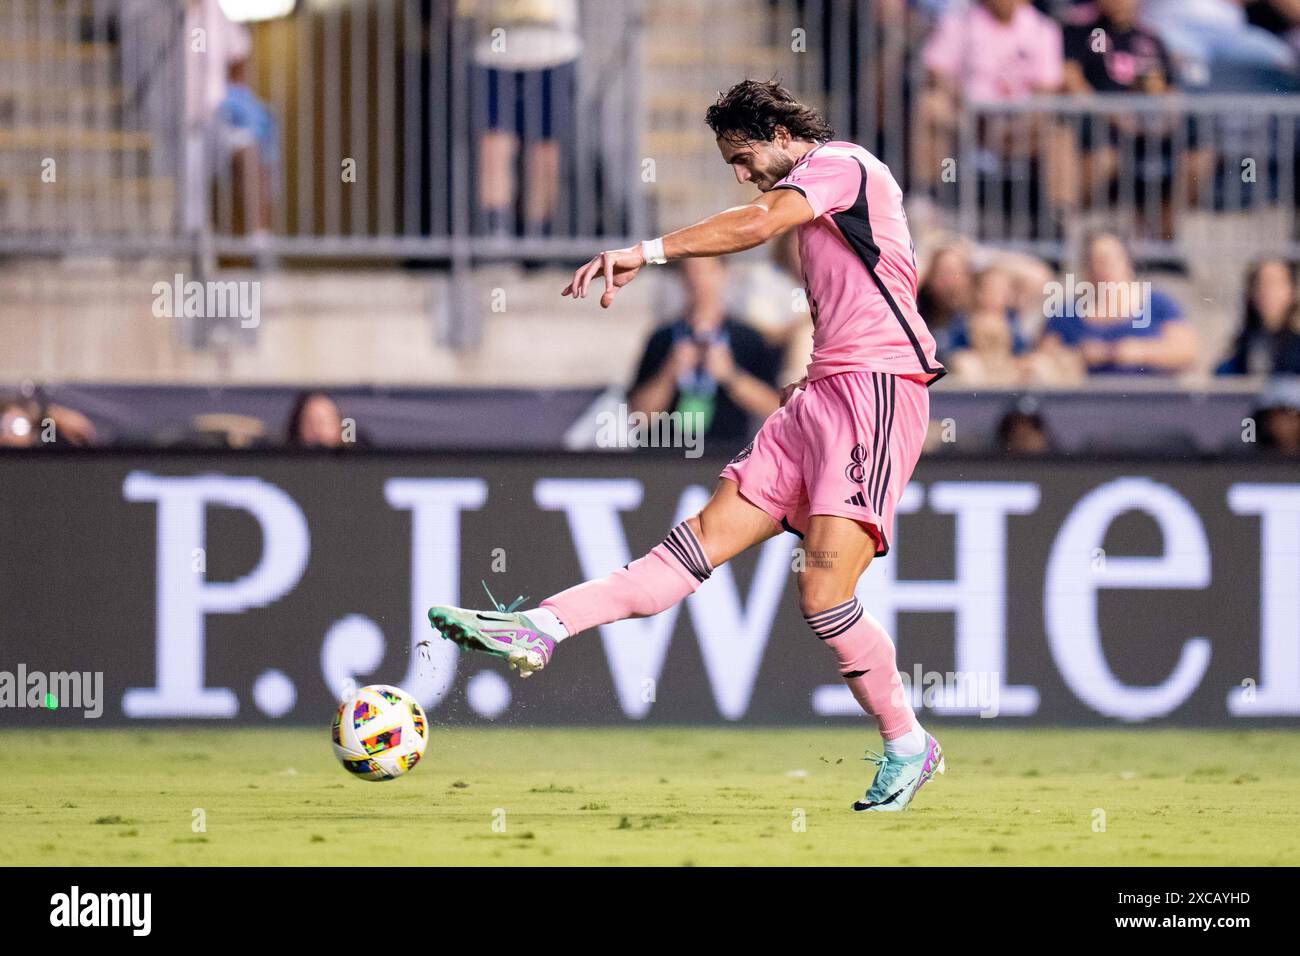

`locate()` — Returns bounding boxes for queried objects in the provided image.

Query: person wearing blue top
[946,265,1034,385]
[1036,232,1198,376]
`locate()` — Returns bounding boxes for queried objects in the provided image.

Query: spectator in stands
[996,406,1054,455]
[946,265,1033,385]
[285,391,361,449]
[1035,231,1198,375]
[1061,0,1214,237]
[1143,0,1300,91]
[1252,378,1300,456]
[916,0,1075,218]
[1245,0,1300,56]
[916,243,975,354]
[0,396,39,448]
[0,393,97,448]
[185,414,265,449]
[467,0,581,237]
[1217,257,1300,374]
[41,402,98,447]
[185,0,277,252]
[629,257,781,446]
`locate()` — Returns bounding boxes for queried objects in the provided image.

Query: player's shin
[539,521,713,637]
[805,598,927,755]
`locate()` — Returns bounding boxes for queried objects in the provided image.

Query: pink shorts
[719,371,930,556]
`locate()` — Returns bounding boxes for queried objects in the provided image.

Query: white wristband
[640,237,667,265]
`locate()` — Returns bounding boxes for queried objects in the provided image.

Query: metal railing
[0,0,647,350]
[0,0,188,253]
[0,0,645,264]
[207,0,644,263]
[776,0,923,193]
[953,94,1300,263]
[773,3,1300,264]
[4,2,1300,288]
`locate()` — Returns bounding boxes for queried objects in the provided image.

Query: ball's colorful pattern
[332,685,429,782]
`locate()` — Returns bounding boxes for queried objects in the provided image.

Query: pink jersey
[773,141,945,385]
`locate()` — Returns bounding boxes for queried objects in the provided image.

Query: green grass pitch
[2,727,1298,866]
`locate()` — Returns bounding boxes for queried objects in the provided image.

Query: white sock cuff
[523,606,569,643]
[883,723,927,758]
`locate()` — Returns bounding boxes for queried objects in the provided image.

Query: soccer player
[428,79,947,812]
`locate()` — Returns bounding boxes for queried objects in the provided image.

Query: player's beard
[755,153,795,192]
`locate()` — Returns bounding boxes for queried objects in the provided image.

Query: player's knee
[795,567,854,620]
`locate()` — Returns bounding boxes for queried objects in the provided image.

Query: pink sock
[542,522,712,636]
[805,597,916,740]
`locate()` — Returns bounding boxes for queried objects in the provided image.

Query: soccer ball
[331,684,429,781]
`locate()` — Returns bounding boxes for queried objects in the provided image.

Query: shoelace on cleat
[478,580,549,656]
[481,580,528,615]
[862,750,909,802]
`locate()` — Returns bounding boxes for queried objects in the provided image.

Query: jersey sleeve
[773,153,861,219]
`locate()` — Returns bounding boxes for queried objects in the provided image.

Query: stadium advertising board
[1,453,1296,727]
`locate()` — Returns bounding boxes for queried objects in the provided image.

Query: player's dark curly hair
[705,79,834,145]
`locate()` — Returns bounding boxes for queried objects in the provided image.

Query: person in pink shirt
[916,0,1074,211]
[427,80,947,814]
[922,0,1064,104]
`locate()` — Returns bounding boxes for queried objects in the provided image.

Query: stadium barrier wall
[1,451,1297,728]
[8,381,1274,453]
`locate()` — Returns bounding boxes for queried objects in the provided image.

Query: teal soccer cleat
[427,584,554,678]
[852,734,945,812]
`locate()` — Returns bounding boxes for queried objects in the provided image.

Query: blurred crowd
[626,225,1300,454]
[913,231,1300,383]
[5,218,1300,457]
[790,0,1300,250]
[8,0,1300,459]
[0,389,365,452]
[910,0,1300,102]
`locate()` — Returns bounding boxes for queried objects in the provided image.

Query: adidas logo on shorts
[843,491,867,507]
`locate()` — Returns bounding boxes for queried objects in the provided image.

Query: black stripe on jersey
[770,182,808,203]
[828,159,946,383]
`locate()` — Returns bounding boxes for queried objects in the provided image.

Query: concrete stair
[0,6,177,238]
[639,0,802,230]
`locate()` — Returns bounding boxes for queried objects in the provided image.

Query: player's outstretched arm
[562,187,813,309]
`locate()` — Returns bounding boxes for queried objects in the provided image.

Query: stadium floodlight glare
[218,0,297,23]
